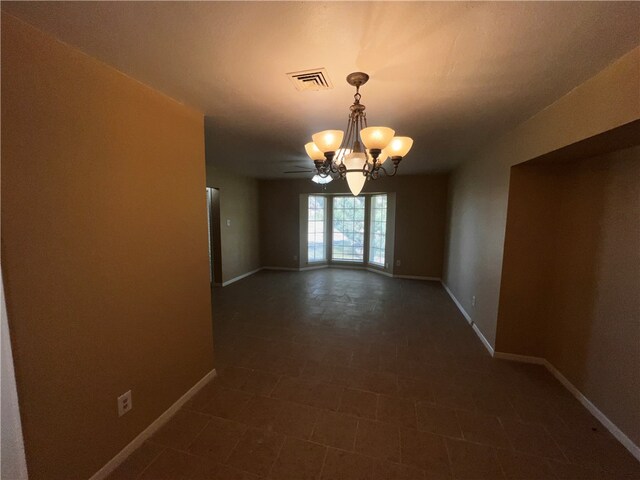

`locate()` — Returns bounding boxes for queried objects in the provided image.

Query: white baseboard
[262,265,438,281]
[472,323,495,356]
[544,360,640,462]
[329,264,366,270]
[300,264,329,271]
[440,281,495,356]
[221,268,262,286]
[263,265,329,272]
[324,264,397,278]
[493,351,546,365]
[394,274,441,281]
[440,281,472,323]
[368,267,394,278]
[88,369,217,480]
[262,266,299,271]
[494,351,640,462]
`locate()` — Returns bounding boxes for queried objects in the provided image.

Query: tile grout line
[184,417,212,453]
[353,418,360,451]
[492,444,509,480]
[267,374,283,398]
[308,407,321,441]
[223,424,248,466]
[442,435,455,479]
[318,443,330,480]
[132,446,167,480]
[541,421,572,464]
[266,434,287,479]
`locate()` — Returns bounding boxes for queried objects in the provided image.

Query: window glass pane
[332,196,365,262]
[368,194,387,267]
[307,195,326,262]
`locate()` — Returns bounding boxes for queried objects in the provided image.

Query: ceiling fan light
[304,142,325,161]
[360,126,395,150]
[312,130,344,153]
[312,174,333,184]
[388,136,413,157]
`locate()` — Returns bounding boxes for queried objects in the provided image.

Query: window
[369,194,387,267]
[332,196,366,262]
[307,195,326,262]
[305,194,389,266]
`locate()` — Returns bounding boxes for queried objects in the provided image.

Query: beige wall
[205,167,261,283]
[494,164,561,356]
[444,47,640,346]
[1,13,214,479]
[259,174,448,278]
[497,146,640,446]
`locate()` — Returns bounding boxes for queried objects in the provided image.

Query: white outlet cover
[118,390,132,417]
[226,219,231,227]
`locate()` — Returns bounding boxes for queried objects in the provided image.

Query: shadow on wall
[496,142,640,446]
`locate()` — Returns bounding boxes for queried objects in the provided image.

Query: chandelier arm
[377,163,399,177]
[361,161,368,177]
[377,165,390,177]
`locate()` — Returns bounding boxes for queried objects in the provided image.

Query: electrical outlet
[395,259,401,267]
[385,262,389,269]
[226,219,231,227]
[117,390,132,417]
[472,296,476,307]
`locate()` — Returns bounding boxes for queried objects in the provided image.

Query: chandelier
[304,72,413,196]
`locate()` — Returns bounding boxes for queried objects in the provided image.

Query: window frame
[307,195,327,264]
[368,194,387,267]
[331,195,367,264]
[304,193,388,269]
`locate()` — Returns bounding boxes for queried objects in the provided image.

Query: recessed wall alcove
[496,120,640,446]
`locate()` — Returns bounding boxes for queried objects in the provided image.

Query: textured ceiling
[3,1,639,178]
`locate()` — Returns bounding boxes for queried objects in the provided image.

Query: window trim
[331,195,367,264]
[368,194,387,268]
[304,193,389,269]
[307,194,327,264]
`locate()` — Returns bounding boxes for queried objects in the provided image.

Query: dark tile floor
[109,269,640,480]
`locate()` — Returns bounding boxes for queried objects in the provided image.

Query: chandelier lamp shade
[304,72,413,196]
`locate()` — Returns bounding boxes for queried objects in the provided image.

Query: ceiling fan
[283,165,333,185]
[283,166,314,174]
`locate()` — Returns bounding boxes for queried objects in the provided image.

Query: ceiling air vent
[286,68,333,91]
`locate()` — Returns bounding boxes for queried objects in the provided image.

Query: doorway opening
[206,187,222,285]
